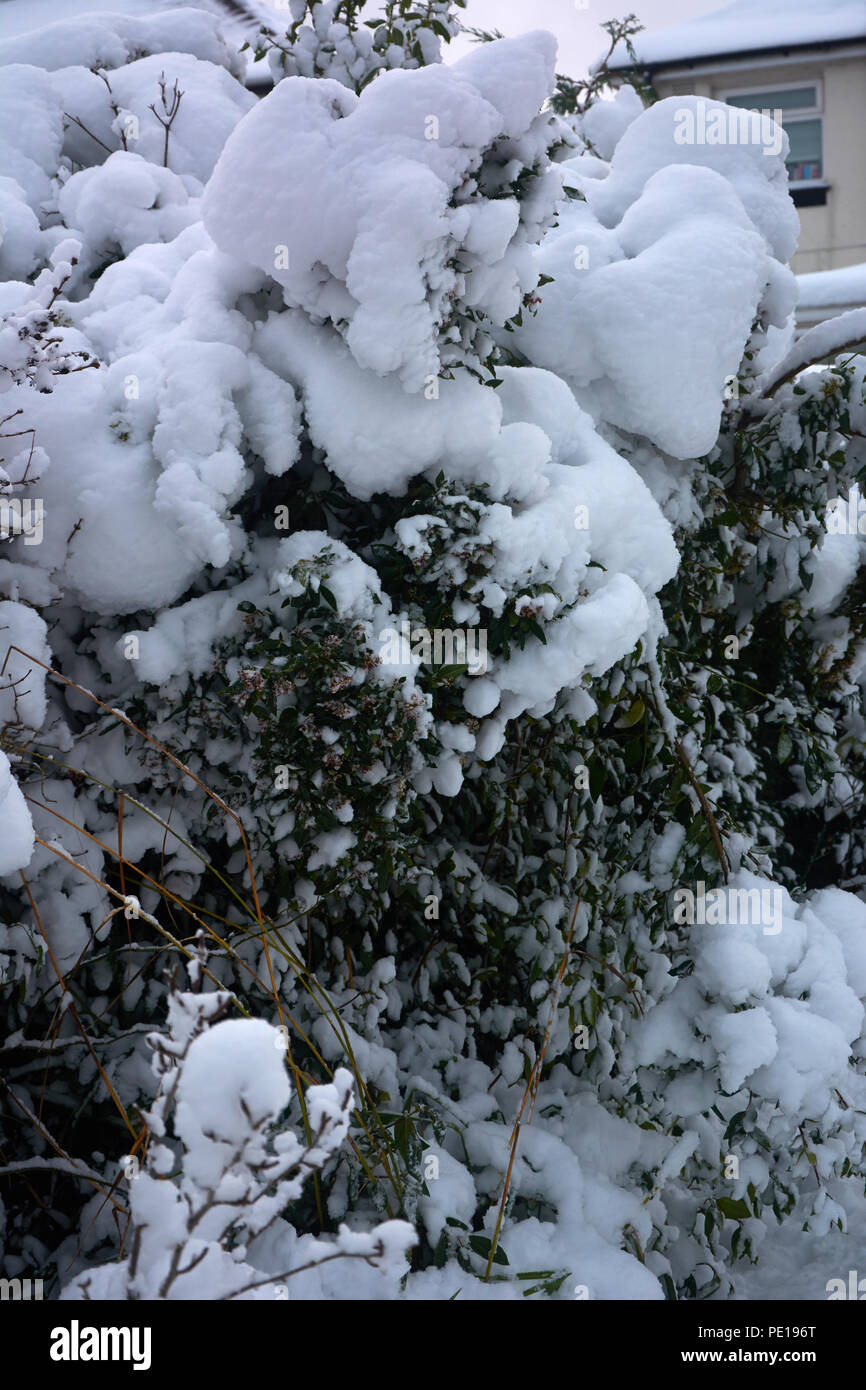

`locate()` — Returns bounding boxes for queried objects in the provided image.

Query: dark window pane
[785,118,822,179]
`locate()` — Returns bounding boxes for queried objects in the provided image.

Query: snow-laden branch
[751,306,866,405]
[60,967,416,1301]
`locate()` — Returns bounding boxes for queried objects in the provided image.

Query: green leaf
[624,738,643,767]
[777,729,793,764]
[589,760,605,801]
[433,663,468,683]
[723,1109,747,1142]
[621,697,646,727]
[716,1196,751,1221]
[669,958,694,978]
[468,1234,508,1265]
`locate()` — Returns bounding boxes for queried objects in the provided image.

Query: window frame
[716,78,822,116]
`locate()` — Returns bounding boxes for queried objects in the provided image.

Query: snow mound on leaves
[43,225,301,614]
[58,152,197,260]
[0,749,34,875]
[203,33,559,392]
[0,7,246,78]
[50,51,256,185]
[175,1019,291,1188]
[624,871,866,1124]
[516,96,799,458]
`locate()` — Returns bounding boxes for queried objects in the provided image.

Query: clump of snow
[58,152,196,261]
[0,7,247,79]
[798,261,866,312]
[204,33,559,392]
[0,600,51,731]
[515,96,798,458]
[575,84,644,161]
[52,51,256,185]
[0,748,35,875]
[624,871,866,1159]
[174,1018,290,1187]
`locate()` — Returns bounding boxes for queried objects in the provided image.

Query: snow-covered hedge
[1,1,866,1301]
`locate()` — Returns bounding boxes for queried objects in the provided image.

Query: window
[719,83,824,185]
[783,118,822,182]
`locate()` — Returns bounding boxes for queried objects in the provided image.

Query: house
[606,0,866,280]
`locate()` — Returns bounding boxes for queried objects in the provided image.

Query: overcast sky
[450,0,724,77]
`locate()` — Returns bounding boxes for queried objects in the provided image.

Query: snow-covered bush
[2,2,866,1303]
[60,953,415,1300]
[250,0,466,92]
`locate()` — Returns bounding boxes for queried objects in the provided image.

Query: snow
[47,50,256,185]
[735,1178,866,1299]
[37,224,291,613]
[806,514,862,618]
[463,676,500,718]
[174,1018,290,1186]
[607,0,866,71]
[496,573,651,718]
[0,748,35,875]
[122,579,260,685]
[754,308,866,402]
[624,870,866,1146]
[0,600,51,731]
[578,84,644,162]
[203,33,559,392]
[254,311,503,499]
[0,64,64,214]
[4,3,866,1309]
[58,152,197,260]
[798,261,866,311]
[307,828,357,871]
[514,97,798,458]
[0,5,247,79]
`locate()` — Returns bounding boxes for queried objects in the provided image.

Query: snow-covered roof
[608,0,866,72]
